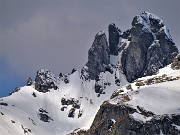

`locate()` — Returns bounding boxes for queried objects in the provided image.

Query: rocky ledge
[81,102,180,135]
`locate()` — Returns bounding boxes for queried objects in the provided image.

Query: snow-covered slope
[85,64,180,135]
[111,65,180,115]
[0,67,127,135]
[1,63,179,135]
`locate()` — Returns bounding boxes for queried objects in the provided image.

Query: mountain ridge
[0,11,179,135]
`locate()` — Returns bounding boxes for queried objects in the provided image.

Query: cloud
[0,0,180,97]
[1,6,91,76]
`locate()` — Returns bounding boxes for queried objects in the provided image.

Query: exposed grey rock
[156,26,179,65]
[85,102,180,135]
[108,23,121,55]
[27,77,33,86]
[35,68,58,92]
[121,11,179,82]
[86,31,110,80]
[31,92,36,97]
[68,128,87,135]
[0,102,8,106]
[171,54,180,69]
[121,29,131,40]
[61,97,81,118]
[21,125,31,134]
[80,66,89,81]
[61,97,80,109]
[11,120,15,123]
[9,86,21,95]
[68,108,76,118]
[95,82,104,94]
[71,68,77,74]
[0,111,4,115]
[38,108,53,122]
[59,73,69,84]
[142,40,164,76]
[38,113,53,122]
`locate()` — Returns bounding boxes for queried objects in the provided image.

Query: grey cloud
[0,0,180,88]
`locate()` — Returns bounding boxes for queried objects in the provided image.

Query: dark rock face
[108,23,121,55]
[171,54,180,69]
[143,40,163,76]
[85,12,178,83]
[35,68,58,92]
[86,32,110,80]
[121,11,179,82]
[9,86,21,95]
[27,77,33,86]
[59,73,69,84]
[0,102,8,106]
[121,29,131,40]
[61,97,82,118]
[38,108,53,122]
[86,102,180,135]
[86,102,136,135]
[156,26,178,65]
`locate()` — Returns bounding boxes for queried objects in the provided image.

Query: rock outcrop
[35,68,58,92]
[171,54,180,70]
[86,12,178,83]
[85,102,180,135]
[108,23,121,55]
[86,31,110,80]
[33,11,179,87]
[121,11,179,82]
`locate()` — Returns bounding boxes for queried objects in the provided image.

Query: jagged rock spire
[86,31,110,80]
[121,11,179,82]
[108,23,121,55]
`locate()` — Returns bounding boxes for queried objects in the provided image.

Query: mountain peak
[108,23,121,55]
[133,11,166,35]
[121,11,178,82]
[95,31,105,37]
[86,31,110,80]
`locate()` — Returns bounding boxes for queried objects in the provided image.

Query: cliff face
[84,11,179,83]
[86,31,110,81]
[120,11,179,82]
[86,102,180,135]
[108,23,121,56]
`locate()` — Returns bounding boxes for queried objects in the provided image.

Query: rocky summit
[86,12,178,83]
[119,11,179,82]
[86,31,110,81]
[108,23,122,56]
[0,11,179,135]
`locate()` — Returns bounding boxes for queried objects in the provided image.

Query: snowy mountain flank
[0,11,179,135]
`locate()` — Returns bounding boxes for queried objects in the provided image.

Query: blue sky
[0,0,180,97]
[0,57,25,97]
